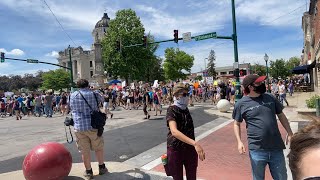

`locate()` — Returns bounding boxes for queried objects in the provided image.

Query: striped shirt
[70,88,103,132]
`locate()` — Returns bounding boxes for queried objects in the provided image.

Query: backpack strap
[78,91,93,111]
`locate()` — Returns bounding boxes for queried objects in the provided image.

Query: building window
[221,72,227,75]
[90,61,93,68]
[90,71,93,77]
[229,71,234,74]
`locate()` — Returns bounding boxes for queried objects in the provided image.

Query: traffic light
[0,52,4,63]
[174,30,178,43]
[116,40,121,52]
[143,36,147,47]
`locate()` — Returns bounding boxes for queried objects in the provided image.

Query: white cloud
[45,51,59,58]
[0,48,25,56]
[0,0,118,31]
[236,0,306,27]
[136,4,229,39]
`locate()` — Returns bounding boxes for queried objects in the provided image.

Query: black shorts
[130,97,134,104]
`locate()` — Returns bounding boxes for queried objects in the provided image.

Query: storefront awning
[291,60,316,74]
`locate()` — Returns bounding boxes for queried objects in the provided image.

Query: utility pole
[68,45,74,91]
[231,0,241,102]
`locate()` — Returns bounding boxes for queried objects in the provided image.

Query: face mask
[173,96,189,110]
[253,83,266,94]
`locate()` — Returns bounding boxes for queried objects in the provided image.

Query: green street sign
[27,59,39,63]
[194,32,217,41]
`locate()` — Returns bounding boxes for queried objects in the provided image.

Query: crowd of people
[0,92,71,120]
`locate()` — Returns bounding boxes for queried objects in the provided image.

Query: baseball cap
[242,74,267,88]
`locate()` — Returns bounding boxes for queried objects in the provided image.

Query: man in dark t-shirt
[233,75,293,180]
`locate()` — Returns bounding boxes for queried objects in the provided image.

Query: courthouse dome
[95,13,110,28]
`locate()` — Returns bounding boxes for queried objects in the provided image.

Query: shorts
[103,102,109,109]
[75,129,104,153]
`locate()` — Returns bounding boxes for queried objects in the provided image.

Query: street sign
[194,32,217,41]
[233,62,239,69]
[183,32,191,42]
[27,59,39,63]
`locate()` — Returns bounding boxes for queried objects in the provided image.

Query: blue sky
[0,0,307,75]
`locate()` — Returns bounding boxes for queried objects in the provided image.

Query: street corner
[150,122,283,180]
[204,108,233,120]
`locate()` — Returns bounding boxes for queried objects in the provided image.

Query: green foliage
[102,9,158,82]
[207,50,217,79]
[306,95,320,108]
[286,57,301,75]
[251,63,266,76]
[0,71,43,91]
[163,48,194,81]
[195,75,203,81]
[269,59,290,79]
[42,69,70,90]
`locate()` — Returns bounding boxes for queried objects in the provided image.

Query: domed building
[57,13,111,87]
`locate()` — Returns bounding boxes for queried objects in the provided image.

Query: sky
[0,0,308,76]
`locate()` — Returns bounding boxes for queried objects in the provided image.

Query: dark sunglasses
[178,92,189,97]
[303,177,320,180]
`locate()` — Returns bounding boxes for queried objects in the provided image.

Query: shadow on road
[65,168,151,180]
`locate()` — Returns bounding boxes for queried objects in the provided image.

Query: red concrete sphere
[22,142,72,180]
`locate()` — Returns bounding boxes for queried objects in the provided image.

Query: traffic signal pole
[121,0,242,102]
[231,0,241,102]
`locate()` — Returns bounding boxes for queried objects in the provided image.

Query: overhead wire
[42,0,77,47]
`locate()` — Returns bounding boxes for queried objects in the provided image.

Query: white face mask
[173,96,189,110]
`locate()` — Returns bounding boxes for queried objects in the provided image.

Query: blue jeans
[249,150,287,180]
[44,105,53,116]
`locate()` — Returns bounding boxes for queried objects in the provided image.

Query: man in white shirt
[279,81,289,106]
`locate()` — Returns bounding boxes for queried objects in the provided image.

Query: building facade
[301,0,320,92]
[57,13,110,87]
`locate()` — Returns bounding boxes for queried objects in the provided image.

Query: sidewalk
[0,93,312,180]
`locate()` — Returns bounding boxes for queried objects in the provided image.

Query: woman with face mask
[165,83,206,180]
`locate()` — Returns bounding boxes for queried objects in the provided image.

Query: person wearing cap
[233,74,293,180]
[166,83,205,180]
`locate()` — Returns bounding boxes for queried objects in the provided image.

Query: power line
[263,3,306,25]
[42,0,77,47]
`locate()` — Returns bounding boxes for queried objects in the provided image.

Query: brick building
[301,0,320,92]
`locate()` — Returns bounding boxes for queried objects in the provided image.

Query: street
[0,104,219,174]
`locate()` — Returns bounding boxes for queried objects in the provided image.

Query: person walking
[34,94,42,117]
[233,75,293,180]
[288,80,294,96]
[166,83,205,180]
[44,92,53,118]
[70,79,107,179]
[142,89,151,119]
[103,89,113,118]
[279,80,289,106]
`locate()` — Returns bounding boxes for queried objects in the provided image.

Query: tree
[102,9,158,83]
[251,63,266,76]
[195,75,203,81]
[207,50,217,79]
[286,56,301,75]
[42,69,70,90]
[143,56,165,82]
[22,74,42,91]
[269,59,290,79]
[163,48,194,80]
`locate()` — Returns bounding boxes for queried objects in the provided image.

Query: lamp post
[264,53,270,92]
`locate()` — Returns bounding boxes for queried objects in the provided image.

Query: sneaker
[111,114,113,119]
[83,169,93,180]
[99,164,108,175]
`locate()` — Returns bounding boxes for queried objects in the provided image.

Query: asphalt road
[0,107,218,173]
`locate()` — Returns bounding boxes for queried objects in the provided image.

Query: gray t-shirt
[232,93,285,150]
